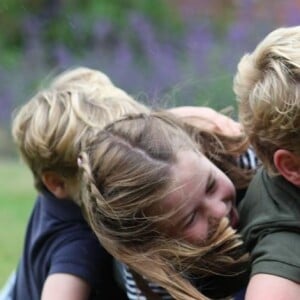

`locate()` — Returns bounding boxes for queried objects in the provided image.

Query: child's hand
[169,106,242,136]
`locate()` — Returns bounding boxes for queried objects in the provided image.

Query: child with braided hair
[2,66,245,300]
[77,111,257,300]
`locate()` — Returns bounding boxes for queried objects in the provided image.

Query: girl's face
[158,150,238,245]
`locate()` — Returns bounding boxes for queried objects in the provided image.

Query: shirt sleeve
[48,230,129,299]
[49,237,112,288]
[250,231,300,282]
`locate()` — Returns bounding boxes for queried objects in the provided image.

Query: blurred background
[1,0,300,285]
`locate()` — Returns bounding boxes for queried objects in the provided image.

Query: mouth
[229,207,239,229]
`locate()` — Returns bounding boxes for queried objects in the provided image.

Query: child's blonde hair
[78,112,251,300]
[234,26,300,174]
[12,67,149,192]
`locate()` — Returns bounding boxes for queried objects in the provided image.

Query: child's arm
[168,106,241,136]
[41,273,91,300]
[245,274,300,300]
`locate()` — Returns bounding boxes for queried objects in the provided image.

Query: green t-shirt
[238,167,300,282]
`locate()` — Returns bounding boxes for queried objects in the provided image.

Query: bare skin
[246,274,300,300]
[41,273,91,300]
[157,150,237,244]
[169,106,241,136]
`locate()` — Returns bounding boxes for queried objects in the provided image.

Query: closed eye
[183,212,197,229]
[206,174,216,194]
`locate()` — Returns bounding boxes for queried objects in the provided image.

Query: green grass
[0,159,36,286]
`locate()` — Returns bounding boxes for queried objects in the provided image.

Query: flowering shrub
[1,0,300,156]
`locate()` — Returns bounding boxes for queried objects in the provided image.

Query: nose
[205,190,232,221]
[207,200,230,220]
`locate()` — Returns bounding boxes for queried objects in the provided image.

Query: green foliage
[0,1,24,52]
[74,0,181,27]
[0,129,17,158]
[0,1,27,67]
[0,160,35,285]
[132,0,182,31]
[0,0,183,65]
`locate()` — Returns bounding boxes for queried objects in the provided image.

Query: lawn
[0,159,35,286]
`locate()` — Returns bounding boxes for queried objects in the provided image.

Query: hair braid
[77,112,249,300]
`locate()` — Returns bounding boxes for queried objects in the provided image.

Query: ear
[274,149,300,186]
[41,171,69,199]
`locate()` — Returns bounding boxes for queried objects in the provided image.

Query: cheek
[183,218,209,244]
[219,174,236,198]
[183,217,220,245]
[209,201,229,220]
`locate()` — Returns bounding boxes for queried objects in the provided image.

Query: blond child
[234,26,300,300]
[7,67,148,300]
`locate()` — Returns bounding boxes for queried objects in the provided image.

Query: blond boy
[9,67,149,300]
[234,26,300,300]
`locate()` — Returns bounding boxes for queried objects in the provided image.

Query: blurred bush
[1,0,300,157]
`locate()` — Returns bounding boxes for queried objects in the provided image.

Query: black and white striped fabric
[237,147,259,171]
[123,266,172,300]
[122,148,259,300]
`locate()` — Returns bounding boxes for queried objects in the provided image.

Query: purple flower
[52,44,72,66]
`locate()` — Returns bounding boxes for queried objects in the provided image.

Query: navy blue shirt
[12,190,127,299]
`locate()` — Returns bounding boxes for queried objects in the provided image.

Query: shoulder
[48,234,127,298]
[240,167,300,219]
[239,172,300,283]
[49,233,112,284]
[250,231,300,282]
